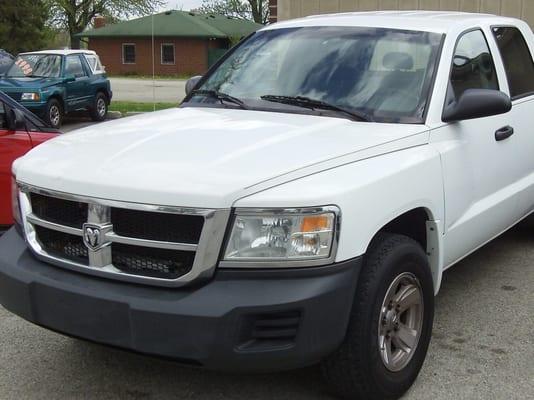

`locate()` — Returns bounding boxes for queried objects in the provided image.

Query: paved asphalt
[60,77,186,132]
[0,216,532,399]
[109,77,186,103]
[62,117,102,133]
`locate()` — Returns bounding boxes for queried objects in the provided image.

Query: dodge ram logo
[83,224,104,251]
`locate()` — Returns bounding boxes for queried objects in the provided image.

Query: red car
[0,91,59,234]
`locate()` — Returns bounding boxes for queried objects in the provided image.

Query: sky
[159,0,205,11]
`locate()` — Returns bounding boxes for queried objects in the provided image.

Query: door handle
[495,126,514,141]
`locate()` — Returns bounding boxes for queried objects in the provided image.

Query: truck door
[490,25,534,218]
[0,101,32,228]
[434,28,520,267]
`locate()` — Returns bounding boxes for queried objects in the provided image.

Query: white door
[432,29,519,267]
[490,25,534,218]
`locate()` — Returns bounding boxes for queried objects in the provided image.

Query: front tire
[45,98,63,129]
[89,92,108,122]
[321,233,434,400]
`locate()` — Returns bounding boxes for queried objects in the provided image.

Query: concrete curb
[106,111,122,120]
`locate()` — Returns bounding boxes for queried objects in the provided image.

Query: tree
[0,0,50,54]
[45,0,164,49]
[197,0,269,24]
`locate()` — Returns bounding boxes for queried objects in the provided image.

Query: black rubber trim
[0,228,363,372]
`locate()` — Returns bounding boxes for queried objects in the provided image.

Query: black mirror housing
[442,89,511,123]
[64,74,76,83]
[185,75,202,96]
[8,108,26,131]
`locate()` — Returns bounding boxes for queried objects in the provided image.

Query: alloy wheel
[49,105,60,127]
[97,97,106,117]
[378,272,424,372]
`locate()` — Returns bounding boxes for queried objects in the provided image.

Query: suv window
[492,27,534,99]
[84,54,104,74]
[65,55,86,78]
[449,30,498,99]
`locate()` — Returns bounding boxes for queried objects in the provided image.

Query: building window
[161,43,175,65]
[122,43,136,64]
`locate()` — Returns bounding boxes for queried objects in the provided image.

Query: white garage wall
[277,0,534,27]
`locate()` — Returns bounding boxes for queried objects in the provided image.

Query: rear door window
[492,27,534,99]
[85,54,104,74]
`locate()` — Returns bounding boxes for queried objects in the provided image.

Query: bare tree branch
[197,0,268,24]
[45,0,164,48]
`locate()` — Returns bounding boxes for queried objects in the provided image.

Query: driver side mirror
[64,74,76,83]
[185,75,202,96]
[8,108,26,131]
[442,89,511,123]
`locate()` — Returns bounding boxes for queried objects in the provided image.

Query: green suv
[0,50,112,128]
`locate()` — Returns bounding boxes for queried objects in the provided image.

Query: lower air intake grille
[111,243,195,279]
[35,226,89,264]
[238,311,302,351]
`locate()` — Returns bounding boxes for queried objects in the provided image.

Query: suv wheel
[321,233,434,400]
[45,99,63,129]
[90,92,108,122]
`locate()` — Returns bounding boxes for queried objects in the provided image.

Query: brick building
[270,0,534,27]
[77,11,262,76]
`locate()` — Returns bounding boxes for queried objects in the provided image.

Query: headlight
[222,206,340,267]
[11,176,22,229]
[21,92,40,101]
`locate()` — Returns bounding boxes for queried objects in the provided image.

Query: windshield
[6,54,62,78]
[190,27,443,123]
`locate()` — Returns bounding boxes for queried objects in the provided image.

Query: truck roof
[266,10,521,34]
[19,49,97,56]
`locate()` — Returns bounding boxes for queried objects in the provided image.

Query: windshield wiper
[261,95,371,122]
[191,89,248,109]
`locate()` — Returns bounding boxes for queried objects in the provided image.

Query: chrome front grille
[18,184,230,287]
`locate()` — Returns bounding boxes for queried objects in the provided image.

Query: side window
[85,54,105,74]
[65,55,86,78]
[0,102,6,129]
[449,30,499,100]
[492,27,534,99]
[85,55,97,71]
[122,44,136,64]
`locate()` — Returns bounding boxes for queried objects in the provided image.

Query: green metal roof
[76,10,263,39]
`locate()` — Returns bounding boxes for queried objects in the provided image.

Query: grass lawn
[109,101,179,115]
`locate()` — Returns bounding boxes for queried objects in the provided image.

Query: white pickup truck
[2,11,533,400]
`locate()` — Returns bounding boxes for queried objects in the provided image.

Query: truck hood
[0,76,62,91]
[15,107,430,208]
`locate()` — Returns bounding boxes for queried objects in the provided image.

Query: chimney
[94,16,106,29]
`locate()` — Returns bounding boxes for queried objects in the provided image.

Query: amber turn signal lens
[301,215,332,232]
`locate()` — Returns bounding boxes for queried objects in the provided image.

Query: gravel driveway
[0,218,532,399]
